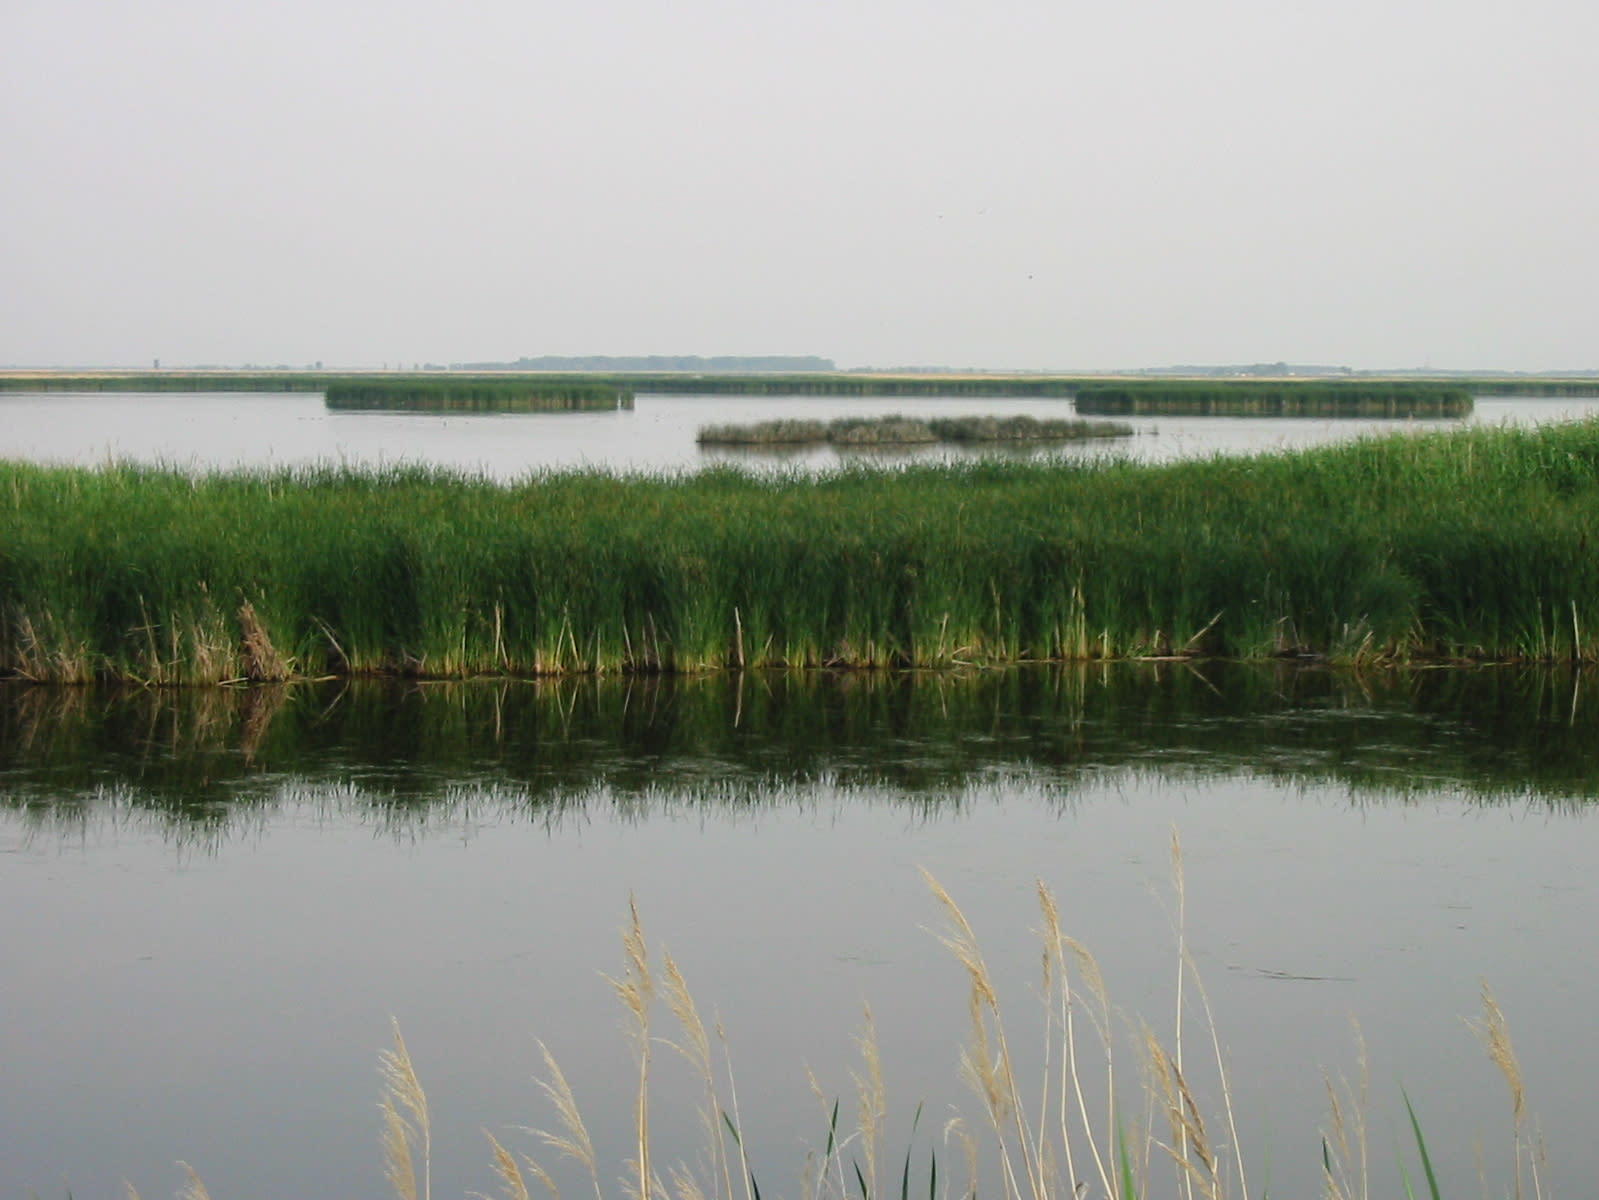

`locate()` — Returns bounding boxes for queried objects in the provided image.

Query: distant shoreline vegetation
[696,414,1134,447]
[1074,381,1475,417]
[7,421,1599,682]
[2,370,1596,399]
[324,379,631,413]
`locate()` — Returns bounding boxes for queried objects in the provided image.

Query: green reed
[1074,381,1474,417]
[325,379,631,412]
[6,421,1599,681]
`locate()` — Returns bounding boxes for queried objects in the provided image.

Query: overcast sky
[3,0,1596,371]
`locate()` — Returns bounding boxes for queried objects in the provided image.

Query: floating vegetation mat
[697,413,1133,447]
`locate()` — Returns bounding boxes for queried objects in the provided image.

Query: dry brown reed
[1470,985,1543,1200]
[380,1017,432,1200]
[362,858,1545,1200]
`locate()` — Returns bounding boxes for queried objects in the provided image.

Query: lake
[1,387,1598,476]
[3,391,1596,1198]
[3,666,1596,1198]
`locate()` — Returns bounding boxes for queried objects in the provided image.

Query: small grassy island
[696,414,1134,447]
[1073,380,1474,417]
[324,379,631,412]
[5,420,1599,681]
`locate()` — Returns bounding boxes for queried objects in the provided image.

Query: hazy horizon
[5,0,1596,372]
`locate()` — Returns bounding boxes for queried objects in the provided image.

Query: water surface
[3,666,1596,1198]
[1,389,1595,476]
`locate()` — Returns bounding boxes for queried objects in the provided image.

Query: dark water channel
[3,664,1597,1198]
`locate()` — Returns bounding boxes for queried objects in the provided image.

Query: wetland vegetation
[1073,381,1474,417]
[324,379,631,412]
[696,413,1133,447]
[6,420,1599,681]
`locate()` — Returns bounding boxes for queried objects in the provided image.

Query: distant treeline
[1074,381,1474,417]
[452,355,838,372]
[324,379,631,413]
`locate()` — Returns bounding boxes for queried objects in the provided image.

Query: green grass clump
[696,419,831,445]
[1074,381,1473,417]
[325,379,630,412]
[924,414,1134,441]
[7,420,1599,681]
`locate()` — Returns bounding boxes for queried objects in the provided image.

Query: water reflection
[4,663,1596,841]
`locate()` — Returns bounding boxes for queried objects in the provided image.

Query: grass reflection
[3,664,1598,844]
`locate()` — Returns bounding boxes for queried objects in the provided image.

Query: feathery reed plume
[531,1039,602,1200]
[942,1117,979,1200]
[851,1006,886,1200]
[380,1018,432,1200]
[921,868,1043,1200]
[608,896,657,1200]
[669,1163,711,1200]
[177,1162,214,1200]
[1142,1033,1219,1200]
[1319,1023,1370,1200]
[1469,984,1537,1200]
[663,951,735,1200]
[1036,881,1117,1200]
[483,1130,534,1200]
[1170,832,1191,1200]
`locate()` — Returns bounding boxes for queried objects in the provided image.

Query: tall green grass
[6,421,1599,681]
[1074,381,1473,417]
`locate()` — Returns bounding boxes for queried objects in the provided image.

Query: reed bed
[325,380,631,412]
[1074,381,1474,418]
[7,420,1599,681]
[140,843,1541,1200]
[697,414,1132,447]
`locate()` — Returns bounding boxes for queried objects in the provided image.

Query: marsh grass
[696,415,1132,447]
[10,421,1599,680]
[325,380,631,412]
[1073,382,1473,418]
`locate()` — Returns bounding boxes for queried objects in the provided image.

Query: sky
[3,0,1597,372]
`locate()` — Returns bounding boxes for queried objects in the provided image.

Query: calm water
[0,389,1596,476]
[3,667,1597,1198]
[4,396,1598,1197]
